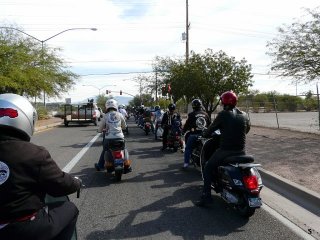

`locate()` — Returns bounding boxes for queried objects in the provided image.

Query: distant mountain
[69,95,133,106]
[112,96,133,106]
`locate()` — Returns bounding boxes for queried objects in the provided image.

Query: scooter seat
[107,139,125,150]
[224,155,254,164]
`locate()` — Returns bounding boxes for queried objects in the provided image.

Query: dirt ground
[246,126,320,193]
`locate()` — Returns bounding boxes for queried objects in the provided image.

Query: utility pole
[155,71,158,104]
[186,0,189,63]
[317,83,320,130]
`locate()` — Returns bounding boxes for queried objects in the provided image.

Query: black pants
[162,127,169,148]
[203,148,245,195]
[0,201,79,240]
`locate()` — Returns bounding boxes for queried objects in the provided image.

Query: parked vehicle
[199,132,263,217]
[104,139,131,181]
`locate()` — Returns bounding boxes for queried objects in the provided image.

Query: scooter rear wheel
[236,195,256,218]
[115,171,122,181]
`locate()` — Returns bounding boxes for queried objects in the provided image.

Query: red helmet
[221,91,238,107]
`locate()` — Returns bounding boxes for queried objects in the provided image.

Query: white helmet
[105,99,118,111]
[0,93,37,141]
[118,104,124,109]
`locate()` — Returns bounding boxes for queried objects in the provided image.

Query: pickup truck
[62,102,102,126]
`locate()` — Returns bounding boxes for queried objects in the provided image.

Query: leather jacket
[0,134,81,223]
[203,108,250,151]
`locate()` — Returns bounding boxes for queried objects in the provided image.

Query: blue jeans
[184,134,199,164]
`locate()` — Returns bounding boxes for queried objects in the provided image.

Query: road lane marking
[62,133,100,173]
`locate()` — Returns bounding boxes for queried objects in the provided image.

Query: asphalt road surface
[31,119,311,240]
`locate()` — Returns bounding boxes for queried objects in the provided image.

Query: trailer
[62,102,101,127]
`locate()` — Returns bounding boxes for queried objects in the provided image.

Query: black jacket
[161,111,181,129]
[203,108,250,151]
[0,135,81,223]
[182,110,211,134]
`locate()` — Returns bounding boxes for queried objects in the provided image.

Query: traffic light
[161,86,166,96]
[167,83,171,93]
[106,90,109,94]
[120,90,122,95]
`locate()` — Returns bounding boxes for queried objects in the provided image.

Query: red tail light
[0,108,18,118]
[243,175,258,191]
[112,151,123,159]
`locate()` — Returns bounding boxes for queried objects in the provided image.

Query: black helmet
[168,103,176,111]
[155,105,160,111]
[192,99,202,110]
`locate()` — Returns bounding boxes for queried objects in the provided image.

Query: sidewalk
[35,117,63,132]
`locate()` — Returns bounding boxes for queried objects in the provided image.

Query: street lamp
[82,84,116,95]
[0,27,98,107]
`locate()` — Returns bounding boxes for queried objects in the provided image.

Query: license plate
[114,159,124,165]
[248,197,262,207]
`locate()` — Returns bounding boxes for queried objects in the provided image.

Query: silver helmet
[105,99,118,111]
[0,93,37,141]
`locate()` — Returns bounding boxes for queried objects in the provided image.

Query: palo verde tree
[267,7,320,84]
[0,26,78,99]
[153,49,253,117]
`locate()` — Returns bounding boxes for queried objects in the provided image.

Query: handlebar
[74,176,84,198]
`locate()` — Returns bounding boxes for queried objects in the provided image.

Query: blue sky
[1,0,320,103]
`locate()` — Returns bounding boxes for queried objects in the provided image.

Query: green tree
[267,8,320,84]
[304,91,317,111]
[153,49,253,117]
[96,94,109,111]
[0,26,78,98]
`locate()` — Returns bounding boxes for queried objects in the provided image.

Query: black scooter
[45,177,82,240]
[200,132,263,218]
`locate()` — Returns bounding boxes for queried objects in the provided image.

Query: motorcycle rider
[160,103,181,151]
[182,99,210,169]
[195,91,251,207]
[118,104,128,119]
[0,93,81,240]
[153,105,163,139]
[118,104,129,134]
[94,99,128,171]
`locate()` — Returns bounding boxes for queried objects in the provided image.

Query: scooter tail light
[124,159,131,167]
[243,175,259,191]
[112,151,123,159]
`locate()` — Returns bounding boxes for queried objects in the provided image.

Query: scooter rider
[153,105,163,138]
[118,104,128,119]
[160,103,180,151]
[195,91,251,207]
[95,99,128,171]
[182,99,210,169]
[0,93,81,240]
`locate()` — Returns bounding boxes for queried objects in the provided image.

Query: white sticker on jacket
[0,161,10,185]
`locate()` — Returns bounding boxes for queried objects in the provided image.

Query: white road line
[62,133,100,173]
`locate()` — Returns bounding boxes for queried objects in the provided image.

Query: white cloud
[1,0,319,102]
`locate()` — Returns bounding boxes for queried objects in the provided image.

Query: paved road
[31,120,310,240]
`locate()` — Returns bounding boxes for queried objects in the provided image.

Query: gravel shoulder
[247,126,320,193]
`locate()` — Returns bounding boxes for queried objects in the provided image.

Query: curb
[259,168,320,216]
[35,122,62,132]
